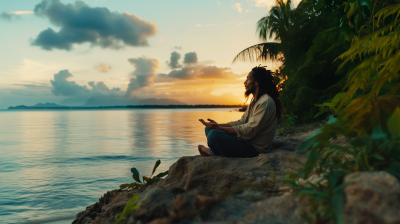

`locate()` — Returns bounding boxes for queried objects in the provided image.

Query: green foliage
[314,93,351,118]
[120,160,168,191]
[115,193,140,224]
[286,112,400,223]
[278,115,297,135]
[281,1,400,223]
[232,0,400,223]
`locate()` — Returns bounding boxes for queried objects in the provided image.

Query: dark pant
[205,127,260,158]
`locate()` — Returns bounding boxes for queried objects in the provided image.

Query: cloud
[158,52,242,81]
[50,69,123,96]
[10,11,34,15]
[95,63,112,73]
[159,65,239,81]
[174,46,182,50]
[251,0,276,8]
[218,2,221,5]
[183,52,198,64]
[126,57,159,97]
[32,0,158,51]
[159,39,166,43]
[1,12,18,21]
[1,11,34,21]
[196,24,218,27]
[232,3,243,13]
[166,51,182,69]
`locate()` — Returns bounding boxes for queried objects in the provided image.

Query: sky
[0,0,299,109]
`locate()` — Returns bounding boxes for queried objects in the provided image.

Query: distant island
[8,103,244,110]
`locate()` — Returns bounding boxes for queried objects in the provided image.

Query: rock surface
[73,126,400,224]
[343,171,400,224]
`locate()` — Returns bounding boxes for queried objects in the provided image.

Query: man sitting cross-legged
[198,66,285,157]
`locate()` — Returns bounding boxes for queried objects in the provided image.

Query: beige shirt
[228,94,277,153]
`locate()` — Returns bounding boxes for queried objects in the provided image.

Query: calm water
[0,108,242,224]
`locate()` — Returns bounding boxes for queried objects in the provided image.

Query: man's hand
[199,119,219,129]
[207,118,218,124]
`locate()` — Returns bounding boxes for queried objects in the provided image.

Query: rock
[73,190,135,224]
[73,128,312,224]
[75,128,400,224]
[156,136,308,193]
[343,171,400,224]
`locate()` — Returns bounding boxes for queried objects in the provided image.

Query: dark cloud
[158,52,240,80]
[95,63,112,73]
[126,57,159,96]
[1,12,14,21]
[166,51,182,69]
[50,69,123,96]
[32,0,158,51]
[183,52,198,64]
[159,65,237,80]
[51,70,90,96]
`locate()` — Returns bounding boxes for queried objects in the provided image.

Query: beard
[244,86,256,97]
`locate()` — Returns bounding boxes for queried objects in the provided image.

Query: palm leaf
[232,42,282,63]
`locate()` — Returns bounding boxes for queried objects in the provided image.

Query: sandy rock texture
[73,125,400,224]
[343,171,400,224]
[80,172,400,224]
[155,132,316,193]
[73,129,314,224]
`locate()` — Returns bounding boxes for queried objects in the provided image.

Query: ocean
[0,108,242,224]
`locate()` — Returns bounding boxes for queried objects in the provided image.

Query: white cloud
[251,0,301,8]
[251,0,276,8]
[232,3,243,13]
[196,24,218,27]
[159,39,166,43]
[9,11,34,15]
[218,1,221,5]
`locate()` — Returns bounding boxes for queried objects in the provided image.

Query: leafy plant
[115,193,140,224]
[314,93,352,118]
[282,1,400,223]
[119,160,168,191]
[278,115,298,135]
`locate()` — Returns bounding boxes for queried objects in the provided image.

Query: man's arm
[199,119,236,135]
[207,118,232,127]
[217,123,232,127]
[217,126,237,135]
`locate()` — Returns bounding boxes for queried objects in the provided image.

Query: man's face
[244,71,256,97]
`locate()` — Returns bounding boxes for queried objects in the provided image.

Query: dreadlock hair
[245,65,285,123]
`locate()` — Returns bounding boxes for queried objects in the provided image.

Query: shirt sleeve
[232,100,273,140]
[228,108,248,126]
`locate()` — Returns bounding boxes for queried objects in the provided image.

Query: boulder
[343,171,400,224]
[74,126,400,224]
[155,136,308,193]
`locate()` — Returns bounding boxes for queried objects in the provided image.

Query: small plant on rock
[119,159,168,191]
[115,193,140,224]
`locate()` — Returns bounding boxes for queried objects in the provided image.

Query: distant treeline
[8,105,244,110]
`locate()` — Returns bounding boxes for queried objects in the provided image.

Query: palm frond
[232,42,282,64]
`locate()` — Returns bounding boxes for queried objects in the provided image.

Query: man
[198,66,285,157]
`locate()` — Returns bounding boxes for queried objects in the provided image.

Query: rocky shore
[72,125,400,224]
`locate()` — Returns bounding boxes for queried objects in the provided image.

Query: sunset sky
[0,0,299,109]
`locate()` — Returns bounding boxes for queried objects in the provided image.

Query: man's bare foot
[198,145,211,157]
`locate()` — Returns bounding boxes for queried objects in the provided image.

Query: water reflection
[0,108,242,224]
